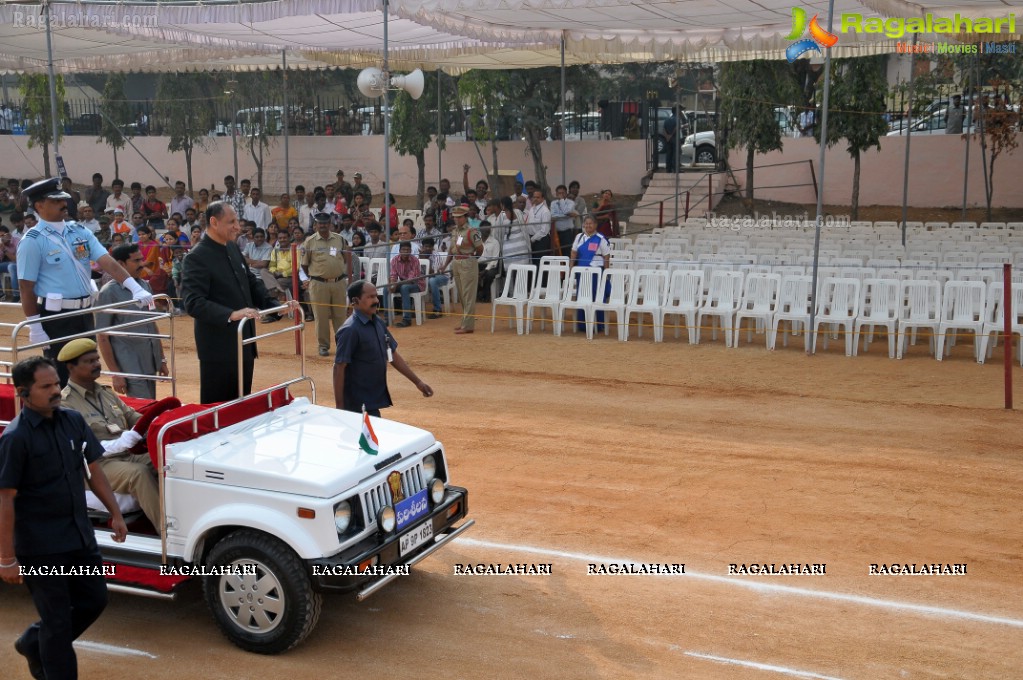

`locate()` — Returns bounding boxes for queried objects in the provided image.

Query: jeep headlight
[429,478,446,505]
[422,454,436,480]
[377,506,396,533]
[334,501,352,533]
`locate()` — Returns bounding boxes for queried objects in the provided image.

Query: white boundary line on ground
[75,640,157,659]
[684,651,845,680]
[455,537,1023,629]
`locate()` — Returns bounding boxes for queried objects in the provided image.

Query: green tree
[719,61,798,202]
[458,70,509,192]
[98,74,133,180]
[234,72,280,191]
[153,73,219,194]
[816,56,889,220]
[391,72,442,209]
[19,74,66,176]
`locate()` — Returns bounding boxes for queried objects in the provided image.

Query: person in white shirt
[169,180,195,218]
[523,189,551,266]
[389,222,421,258]
[476,221,501,303]
[77,203,101,234]
[298,191,317,232]
[242,187,272,231]
[549,184,579,258]
[104,179,131,215]
[420,237,448,318]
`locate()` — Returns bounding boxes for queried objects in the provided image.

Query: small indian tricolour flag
[359,406,379,456]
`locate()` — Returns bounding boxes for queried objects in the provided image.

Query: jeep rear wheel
[203,529,322,654]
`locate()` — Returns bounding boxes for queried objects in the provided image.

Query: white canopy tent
[6,0,1019,74]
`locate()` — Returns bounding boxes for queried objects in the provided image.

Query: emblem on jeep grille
[387,471,404,503]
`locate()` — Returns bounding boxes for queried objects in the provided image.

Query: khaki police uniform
[303,231,349,354]
[449,222,483,331]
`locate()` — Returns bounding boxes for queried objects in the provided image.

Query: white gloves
[26,314,50,347]
[123,277,156,309]
[101,429,144,456]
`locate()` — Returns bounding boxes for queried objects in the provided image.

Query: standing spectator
[351,172,372,206]
[61,177,80,219]
[0,225,19,301]
[194,187,210,215]
[388,241,424,328]
[240,179,252,200]
[550,184,579,257]
[105,179,131,215]
[946,94,965,134]
[182,202,285,403]
[423,185,438,214]
[476,223,501,302]
[0,187,14,216]
[593,189,619,239]
[298,189,318,232]
[272,192,297,231]
[77,203,100,233]
[421,237,447,319]
[332,280,432,416]
[141,185,167,229]
[135,226,159,281]
[84,173,110,216]
[663,107,678,172]
[524,188,552,265]
[492,197,531,267]
[222,175,246,216]
[96,244,167,399]
[0,356,126,680]
[797,104,816,138]
[17,178,154,386]
[242,187,272,232]
[169,180,195,218]
[302,213,350,357]
[335,170,353,206]
[569,181,587,231]
[441,205,483,334]
[349,191,373,227]
[129,181,145,215]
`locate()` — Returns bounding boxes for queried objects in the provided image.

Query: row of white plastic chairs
[665,219,1023,231]
[620,232,1023,250]
[490,259,1023,364]
[610,253,1023,272]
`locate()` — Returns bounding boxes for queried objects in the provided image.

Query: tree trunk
[415,150,425,209]
[42,141,51,177]
[489,119,500,193]
[987,154,995,222]
[185,144,193,197]
[113,145,119,181]
[851,150,860,221]
[744,146,754,201]
[524,126,549,196]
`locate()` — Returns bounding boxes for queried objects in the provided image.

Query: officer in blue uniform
[16,178,155,385]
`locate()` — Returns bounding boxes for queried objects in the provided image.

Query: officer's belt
[37,296,93,310]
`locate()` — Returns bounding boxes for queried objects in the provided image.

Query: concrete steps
[631,171,728,225]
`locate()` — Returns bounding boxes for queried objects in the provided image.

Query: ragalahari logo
[785,7,839,62]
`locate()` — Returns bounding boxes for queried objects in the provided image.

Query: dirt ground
[1,305,1021,679]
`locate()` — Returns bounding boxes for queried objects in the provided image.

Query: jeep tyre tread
[203,529,323,654]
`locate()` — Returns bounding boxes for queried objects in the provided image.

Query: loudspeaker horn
[357,67,387,98]
[391,68,425,101]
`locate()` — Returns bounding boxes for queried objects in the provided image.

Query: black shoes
[15,633,44,680]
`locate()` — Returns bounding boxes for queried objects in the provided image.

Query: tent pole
[383,0,392,323]
[900,34,918,246]
[560,31,567,188]
[808,0,835,356]
[673,82,680,225]
[44,0,61,171]
[437,70,442,190]
[282,50,290,199]
[283,50,290,198]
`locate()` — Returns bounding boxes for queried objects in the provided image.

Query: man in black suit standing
[182,202,292,403]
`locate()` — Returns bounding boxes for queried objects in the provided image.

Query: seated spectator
[136,226,159,280]
[477,221,500,302]
[389,241,424,328]
[269,230,312,322]
[0,225,19,302]
[59,339,161,528]
[421,237,447,319]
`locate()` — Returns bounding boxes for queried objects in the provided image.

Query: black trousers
[40,306,95,387]
[531,235,551,267]
[345,406,382,418]
[557,230,575,258]
[20,547,108,680]
[199,350,254,404]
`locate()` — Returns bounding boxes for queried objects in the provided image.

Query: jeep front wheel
[203,529,323,654]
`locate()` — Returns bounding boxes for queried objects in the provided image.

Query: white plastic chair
[557,266,603,339]
[769,275,813,351]
[897,280,942,359]
[936,280,986,361]
[659,270,704,344]
[978,283,1023,365]
[697,270,744,346]
[525,259,569,334]
[812,278,861,356]
[853,278,899,358]
[733,272,780,348]
[592,268,635,338]
[490,263,535,334]
[623,269,669,342]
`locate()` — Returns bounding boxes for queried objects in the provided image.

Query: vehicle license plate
[399,521,434,557]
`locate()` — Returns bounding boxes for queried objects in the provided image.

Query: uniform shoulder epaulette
[23,228,41,240]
